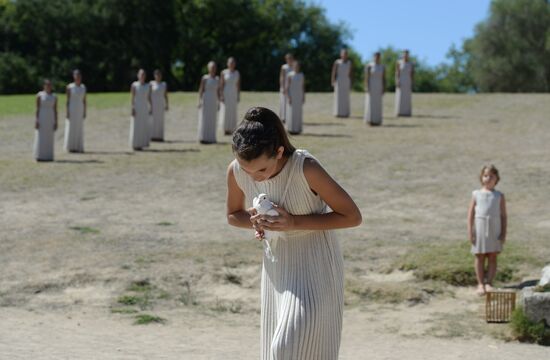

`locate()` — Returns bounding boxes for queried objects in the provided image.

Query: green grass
[69,226,100,234]
[117,294,151,309]
[396,242,541,286]
[510,307,550,345]
[156,221,174,226]
[110,307,139,314]
[127,279,153,292]
[134,314,166,325]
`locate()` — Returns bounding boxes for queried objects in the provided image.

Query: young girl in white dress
[197,61,219,144]
[64,69,86,152]
[219,57,240,135]
[130,69,151,150]
[150,69,168,142]
[467,165,507,295]
[331,48,352,118]
[226,107,362,359]
[34,79,58,161]
[285,60,305,135]
[279,53,294,123]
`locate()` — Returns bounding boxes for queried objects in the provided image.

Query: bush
[510,307,550,345]
[0,53,37,94]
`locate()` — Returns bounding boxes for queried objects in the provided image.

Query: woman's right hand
[248,207,265,240]
[470,233,476,245]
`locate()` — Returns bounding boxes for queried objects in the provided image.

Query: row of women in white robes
[332,50,414,124]
[197,59,240,143]
[130,69,168,150]
[34,72,87,161]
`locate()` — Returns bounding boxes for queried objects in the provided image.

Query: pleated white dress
[150,81,166,141]
[286,71,304,134]
[33,91,56,161]
[64,83,86,152]
[130,81,151,150]
[232,149,344,360]
[220,69,240,133]
[471,190,503,255]
[333,59,351,117]
[198,75,219,143]
[364,63,384,125]
[395,60,413,116]
[279,64,291,121]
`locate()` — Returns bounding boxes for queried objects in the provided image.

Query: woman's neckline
[254,152,295,183]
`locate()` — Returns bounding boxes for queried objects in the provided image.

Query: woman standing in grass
[33,79,57,161]
[395,49,414,117]
[285,60,305,135]
[279,53,294,123]
[467,165,507,295]
[226,107,362,359]
[219,57,240,135]
[130,69,151,150]
[197,61,219,144]
[331,48,352,118]
[364,52,385,126]
[150,69,168,142]
[64,69,86,152]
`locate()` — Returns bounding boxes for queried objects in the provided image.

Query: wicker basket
[485,290,516,323]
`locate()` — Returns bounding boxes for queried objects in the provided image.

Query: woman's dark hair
[232,107,296,161]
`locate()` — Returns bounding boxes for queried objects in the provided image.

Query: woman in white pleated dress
[285,61,305,135]
[227,107,362,360]
[130,69,151,150]
[395,50,414,117]
[331,48,352,118]
[197,61,219,144]
[34,79,58,161]
[364,52,385,126]
[150,69,169,141]
[279,53,294,123]
[64,69,86,152]
[219,57,240,135]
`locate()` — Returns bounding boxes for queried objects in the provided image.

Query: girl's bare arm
[500,194,507,242]
[226,163,255,229]
[467,197,476,243]
[255,158,362,231]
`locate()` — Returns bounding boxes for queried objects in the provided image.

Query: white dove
[253,193,280,262]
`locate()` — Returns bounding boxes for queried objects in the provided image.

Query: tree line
[0,0,549,94]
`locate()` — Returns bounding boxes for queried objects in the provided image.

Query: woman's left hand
[252,204,295,231]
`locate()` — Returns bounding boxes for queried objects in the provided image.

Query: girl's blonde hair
[480,164,500,185]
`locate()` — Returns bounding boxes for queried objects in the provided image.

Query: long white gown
[364,63,384,125]
[64,82,86,152]
[198,75,219,143]
[395,60,413,116]
[33,91,56,161]
[232,149,344,360]
[333,59,351,117]
[220,69,240,133]
[150,81,166,141]
[286,71,304,134]
[279,64,291,121]
[129,81,150,150]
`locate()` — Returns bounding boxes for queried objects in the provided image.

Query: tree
[466,0,550,92]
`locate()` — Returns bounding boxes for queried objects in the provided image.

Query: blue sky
[312,0,492,66]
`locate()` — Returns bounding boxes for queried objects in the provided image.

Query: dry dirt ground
[1,92,549,359]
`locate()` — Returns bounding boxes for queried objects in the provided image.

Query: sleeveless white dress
[395,60,413,116]
[130,81,150,149]
[150,81,166,141]
[471,189,503,254]
[279,64,291,121]
[198,75,219,143]
[364,63,384,125]
[333,59,351,117]
[220,69,240,133]
[286,71,304,134]
[64,83,86,152]
[33,91,56,161]
[232,149,344,360]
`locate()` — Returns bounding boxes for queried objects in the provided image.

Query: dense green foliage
[1,0,549,94]
[0,0,353,93]
[510,307,550,345]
